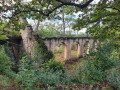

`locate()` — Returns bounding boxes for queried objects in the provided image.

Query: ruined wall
[20,17,36,57]
[0,37,22,62]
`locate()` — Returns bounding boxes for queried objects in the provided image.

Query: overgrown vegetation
[0,40,120,89]
[0,45,14,73]
[37,23,88,37]
[34,34,53,65]
[71,42,120,89]
[16,56,69,89]
[0,0,120,89]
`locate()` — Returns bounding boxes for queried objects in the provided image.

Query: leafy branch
[13,0,94,17]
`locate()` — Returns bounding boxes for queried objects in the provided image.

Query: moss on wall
[34,34,54,64]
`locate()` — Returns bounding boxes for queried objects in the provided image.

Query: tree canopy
[72,0,120,41]
[0,0,93,21]
[0,0,95,39]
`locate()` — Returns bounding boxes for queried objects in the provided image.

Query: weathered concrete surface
[43,37,98,60]
[20,17,36,57]
[1,19,98,61]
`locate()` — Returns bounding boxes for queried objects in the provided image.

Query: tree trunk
[62,8,65,36]
[35,20,40,32]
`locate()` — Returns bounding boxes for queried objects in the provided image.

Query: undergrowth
[0,41,120,89]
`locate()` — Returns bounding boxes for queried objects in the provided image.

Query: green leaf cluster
[72,0,120,42]
[0,45,13,73]
[74,42,118,84]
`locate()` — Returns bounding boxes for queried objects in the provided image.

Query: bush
[34,35,53,65]
[74,42,117,84]
[0,75,12,87]
[107,69,120,89]
[17,69,69,89]
[0,45,13,73]
[44,59,64,72]
[17,56,69,89]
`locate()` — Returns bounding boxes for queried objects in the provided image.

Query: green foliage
[17,56,70,89]
[17,56,38,89]
[0,21,21,40]
[37,23,88,38]
[37,24,63,37]
[0,31,8,40]
[37,23,77,37]
[0,0,82,33]
[74,42,117,84]
[55,47,64,53]
[0,75,12,87]
[45,59,64,72]
[0,45,13,73]
[34,34,53,65]
[54,44,64,53]
[72,0,120,45]
[107,69,120,90]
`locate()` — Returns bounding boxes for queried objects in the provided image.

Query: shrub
[17,56,69,89]
[0,75,12,87]
[17,69,69,89]
[44,59,64,72]
[107,69,120,89]
[74,42,117,84]
[34,34,53,65]
[0,45,13,73]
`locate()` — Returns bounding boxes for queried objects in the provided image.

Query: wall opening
[54,42,65,62]
[71,42,78,58]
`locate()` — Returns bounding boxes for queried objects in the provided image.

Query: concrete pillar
[50,39,56,52]
[86,40,93,54]
[64,39,73,60]
[77,40,84,56]
[45,40,51,50]
[77,44,80,57]
[86,41,90,54]
[64,44,71,60]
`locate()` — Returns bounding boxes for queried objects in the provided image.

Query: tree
[38,23,63,37]
[72,0,120,45]
[0,0,94,32]
[0,21,9,40]
[0,0,94,57]
[34,20,40,32]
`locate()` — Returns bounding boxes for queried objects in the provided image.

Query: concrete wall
[44,37,98,60]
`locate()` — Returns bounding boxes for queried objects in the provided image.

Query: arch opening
[54,42,65,62]
[71,42,78,58]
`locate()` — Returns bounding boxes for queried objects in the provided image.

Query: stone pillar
[50,39,56,52]
[77,40,84,56]
[86,41,90,54]
[45,40,51,50]
[64,44,71,60]
[20,17,36,57]
[77,44,80,57]
[86,39,93,54]
[64,39,73,60]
